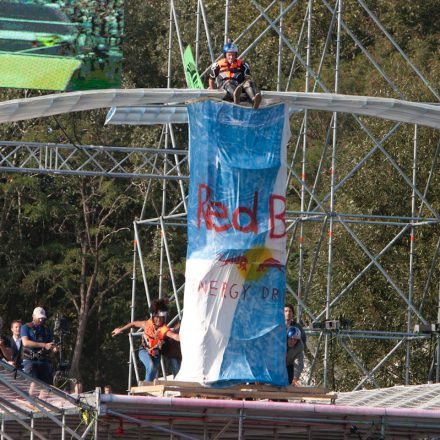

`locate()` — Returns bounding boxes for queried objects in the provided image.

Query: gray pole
[94,387,100,440]
[195,0,201,65]
[30,413,34,440]
[127,238,137,391]
[60,412,64,440]
[238,408,244,440]
[199,0,216,63]
[406,124,418,384]
[170,0,186,68]
[276,1,283,92]
[298,0,313,320]
[324,0,342,389]
[224,0,230,44]
[356,0,440,101]
[436,280,440,382]
[159,2,175,299]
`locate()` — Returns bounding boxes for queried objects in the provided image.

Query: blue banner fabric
[177,100,290,386]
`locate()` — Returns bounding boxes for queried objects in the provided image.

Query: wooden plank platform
[130,380,337,402]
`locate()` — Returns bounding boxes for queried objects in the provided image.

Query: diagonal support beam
[354,339,405,391]
[356,0,440,101]
[107,409,200,440]
[288,166,428,324]
[337,337,380,388]
[314,225,411,322]
[0,375,83,440]
[0,401,48,440]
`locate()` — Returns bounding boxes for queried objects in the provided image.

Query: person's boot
[253,92,262,109]
[233,84,243,104]
[222,82,234,102]
[243,80,261,108]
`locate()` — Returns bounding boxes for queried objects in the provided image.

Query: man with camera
[21,307,58,384]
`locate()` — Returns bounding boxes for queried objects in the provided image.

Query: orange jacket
[143,319,169,356]
[217,58,244,80]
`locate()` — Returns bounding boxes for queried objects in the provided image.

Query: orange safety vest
[217,58,244,80]
[143,319,170,356]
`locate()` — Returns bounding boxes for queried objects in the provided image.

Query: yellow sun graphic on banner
[239,246,272,281]
[218,246,284,281]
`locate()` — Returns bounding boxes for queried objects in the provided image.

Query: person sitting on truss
[111,298,180,382]
[208,40,262,109]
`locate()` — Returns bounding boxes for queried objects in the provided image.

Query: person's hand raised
[111,327,122,337]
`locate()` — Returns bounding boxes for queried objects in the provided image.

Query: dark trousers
[23,359,53,384]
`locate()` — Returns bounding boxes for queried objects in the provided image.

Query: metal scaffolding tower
[126,0,440,391]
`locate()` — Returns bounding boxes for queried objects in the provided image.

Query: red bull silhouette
[218,254,248,271]
[257,258,284,272]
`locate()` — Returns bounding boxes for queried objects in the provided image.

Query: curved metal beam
[263,92,440,129]
[1,89,440,129]
[0,89,224,123]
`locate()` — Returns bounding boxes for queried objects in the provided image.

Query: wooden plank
[130,385,165,395]
[233,385,329,395]
[176,390,336,401]
[149,381,328,394]
[130,382,336,402]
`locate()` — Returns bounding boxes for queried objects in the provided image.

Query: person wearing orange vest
[111,298,180,382]
[208,41,262,109]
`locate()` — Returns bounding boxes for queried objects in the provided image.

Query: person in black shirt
[0,316,13,363]
[8,319,23,369]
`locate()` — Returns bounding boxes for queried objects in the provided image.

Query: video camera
[312,317,353,331]
[52,314,71,387]
[54,315,70,336]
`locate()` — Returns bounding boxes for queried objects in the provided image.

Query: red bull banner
[177,100,290,386]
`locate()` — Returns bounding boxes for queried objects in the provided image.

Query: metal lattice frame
[127,0,440,391]
[0,141,189,180]
[0,361,97,440]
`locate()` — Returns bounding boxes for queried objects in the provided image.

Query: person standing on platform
[208,40,262,109]
[8,319,22,369]
[284,303,307,350]
[111,299,180,382]
[160,321,182,378]
[21,307,58,384]
[286,327,304,386]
